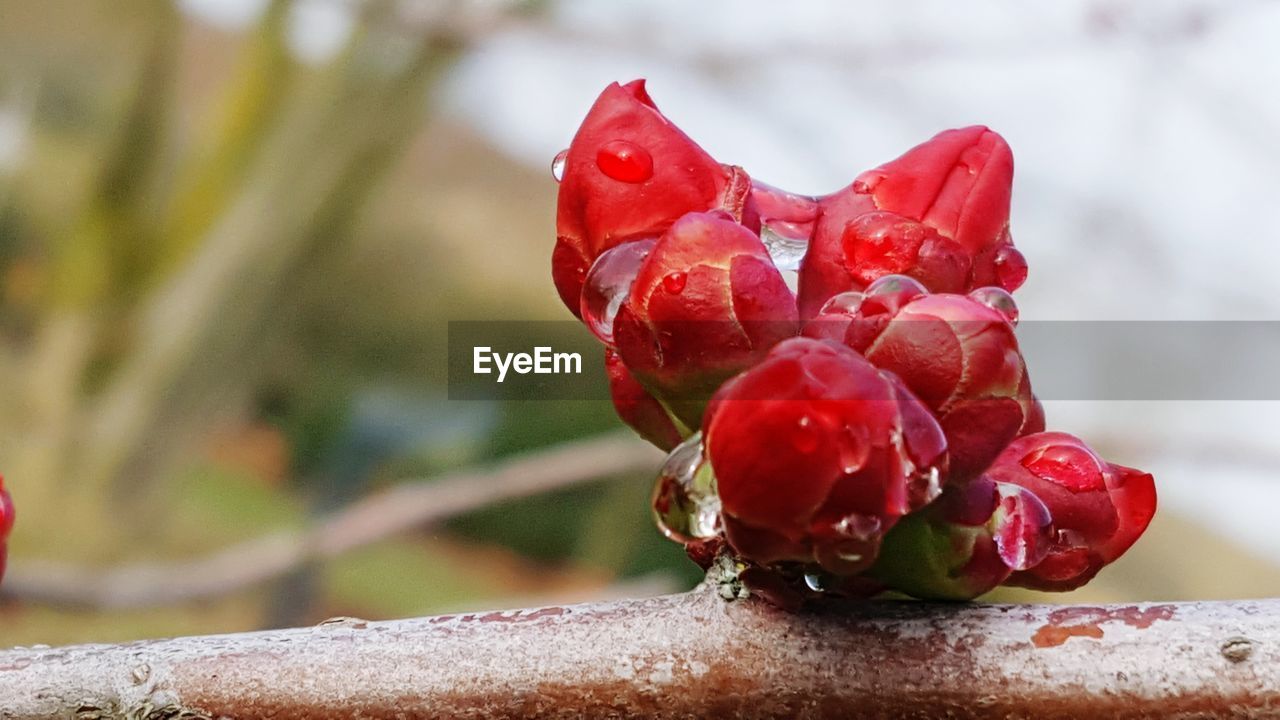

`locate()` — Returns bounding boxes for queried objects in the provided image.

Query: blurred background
[2,0,1279,646]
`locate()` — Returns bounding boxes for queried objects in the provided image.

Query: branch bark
[0,586,1275,719]
[1,432,661,609]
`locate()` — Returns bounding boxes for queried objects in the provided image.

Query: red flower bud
[604,348,684,451]
[703,337,948,576]
[0,475,13,584]
[553,80,750,317]
[805,279,1038,480]
[873,477,1053,600]
[798,127,1024,317]
[614,211,798,428]
[985,432,1157,591]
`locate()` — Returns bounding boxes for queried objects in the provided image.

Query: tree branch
[1,432,662,610]
[0,586,1275,719]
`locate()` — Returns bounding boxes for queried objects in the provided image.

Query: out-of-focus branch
[0,586,1275,719]
[1,433,662,610]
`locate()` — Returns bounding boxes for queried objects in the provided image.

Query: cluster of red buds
[0,475,12,584]
[554,80,1156,603]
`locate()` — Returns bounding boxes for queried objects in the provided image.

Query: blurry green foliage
[0,0,697,645]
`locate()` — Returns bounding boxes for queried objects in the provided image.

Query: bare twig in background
[0,432,662,610]
[0,586,1275,719]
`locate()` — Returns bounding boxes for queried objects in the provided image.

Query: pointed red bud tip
[704,337,948,576]
[805,288,1038,481]
[604,349,684,451]
[798,127,1024,317]
[614,211,798,429]
[553,80,748,317]
[867,126,1013,256]
[983,432,1157,591]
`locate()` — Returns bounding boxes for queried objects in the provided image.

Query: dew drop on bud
[752,182,817,272]
[814,537,877,575]
[990,482,1054,571]
[968,286,1020,326]
[906,465,944,508]
[652,433,723,544]
[596,140,654,183]
[833,512,882,541]
[760,224,809,272]
[860,274,928,317]
[837,424,870,475]
[993,245,1028,291]
[1020,443,1105,493]
[661,271,687,294]
[865,274,928,299]
[791,415,821,454]
[551,149,568,182]
[818,291,865,316]
[581,240,654,344]
[803,571,829,593]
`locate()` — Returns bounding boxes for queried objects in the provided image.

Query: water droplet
[817,291,864,316]
[581,239,654,344]
[1020,443,1105,493]
[833,513,882,541]
[662,271,688,294]
[596,140,653,183]
[814,536,879,575]
[906,465,944,508]
[1056,528,1087,546]
[803,571,829,592]
[852,172,884,194]
[990,482,1053,570]
[551,149,568,182]
[760,224,808,272]
[865,274,928,299]
[791,415,821,453]
[968,286,1020,326]
[993,245,1028,291]
[652,433,722,543]
[837,424,870,474]
[751,182,819,224]
[860,275,928,316]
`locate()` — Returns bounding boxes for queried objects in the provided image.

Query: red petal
[605,349,683,451]
[869,126,1014,255]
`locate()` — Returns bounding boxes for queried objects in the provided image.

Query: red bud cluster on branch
[552,79,1156,604]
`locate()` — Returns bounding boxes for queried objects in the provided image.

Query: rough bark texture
[0,586,1276,719]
